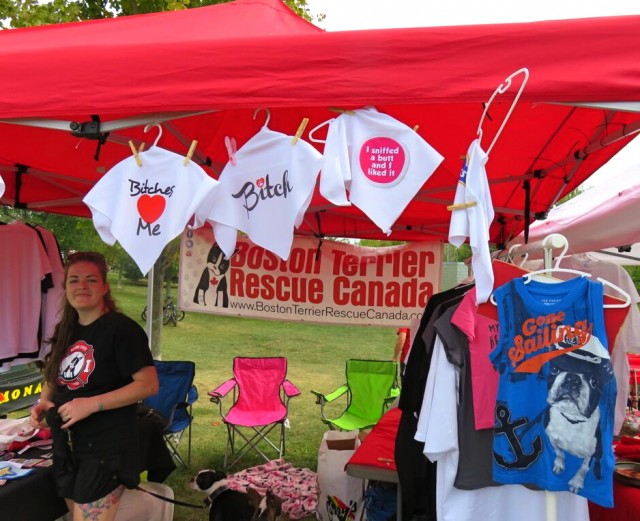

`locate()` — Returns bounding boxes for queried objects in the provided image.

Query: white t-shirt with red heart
[83,146,220,275]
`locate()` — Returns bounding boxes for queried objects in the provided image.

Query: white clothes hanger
[307,118,335,144]
[490,232,631,308]
[477,67,529,155]
[521,267,631,308]
[506,244,529,267]
[143,123,163,147]
[252,108,271,128]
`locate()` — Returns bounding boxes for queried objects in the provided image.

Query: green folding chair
[311,359,400,431]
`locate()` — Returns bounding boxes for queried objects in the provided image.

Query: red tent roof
[1,0,640,245]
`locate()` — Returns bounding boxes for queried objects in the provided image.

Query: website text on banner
[179,232,442,327]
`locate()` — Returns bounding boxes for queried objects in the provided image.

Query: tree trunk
[150,255,164,359]
[149,240,180,359]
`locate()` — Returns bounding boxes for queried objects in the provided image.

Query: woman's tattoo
[78,485,124,520]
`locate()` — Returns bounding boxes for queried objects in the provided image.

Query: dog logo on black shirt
[58,341,96,390]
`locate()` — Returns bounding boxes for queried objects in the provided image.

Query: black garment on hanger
[434,303,497,490]
[395,284,471,521]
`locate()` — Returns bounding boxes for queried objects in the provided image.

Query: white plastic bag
[316,430,364,521]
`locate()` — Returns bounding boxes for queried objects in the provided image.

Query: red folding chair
[208,357,300,469]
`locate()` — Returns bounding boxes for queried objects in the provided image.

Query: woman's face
[65,260,108,314]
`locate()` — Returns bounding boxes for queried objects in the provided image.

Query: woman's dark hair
[43,252,118,385]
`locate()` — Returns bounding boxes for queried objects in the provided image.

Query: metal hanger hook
[143,123,163,147]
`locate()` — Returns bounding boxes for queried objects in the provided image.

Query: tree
[0,0,317,28]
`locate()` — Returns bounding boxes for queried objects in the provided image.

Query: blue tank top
[490,276,615,507]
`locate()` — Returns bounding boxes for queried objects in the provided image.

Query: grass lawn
[111,277,396,521]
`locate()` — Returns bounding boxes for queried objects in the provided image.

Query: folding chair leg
[223,422,286,470]
[165,433,188,467]
[187,420,192,466]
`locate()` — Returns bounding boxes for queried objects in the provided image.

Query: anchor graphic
[494,404,542,469]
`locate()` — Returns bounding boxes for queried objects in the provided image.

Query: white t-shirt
[417,337,589,521]
[448,139,494,305]
[83,146,220,275]
[206,127,323,261]
[0,173,5,199]
[320,107,444,235]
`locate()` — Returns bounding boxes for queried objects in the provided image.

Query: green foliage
[625,266,640,295]
[119,254,144,281]
[445,242,472,262]
[0,0,316,28]
[358,239,406,247]
[557,187,584,205]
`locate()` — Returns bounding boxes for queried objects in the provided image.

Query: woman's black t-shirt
[52,311,154,455]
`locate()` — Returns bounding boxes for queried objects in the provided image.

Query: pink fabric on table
[451,287,500,430]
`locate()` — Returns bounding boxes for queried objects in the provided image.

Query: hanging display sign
[179,229,442,327]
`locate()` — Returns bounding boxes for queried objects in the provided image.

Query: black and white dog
[544,337,614,493]
[190,469,282,521]
[192,243,234,308]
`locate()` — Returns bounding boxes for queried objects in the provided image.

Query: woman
[30,251,159,521]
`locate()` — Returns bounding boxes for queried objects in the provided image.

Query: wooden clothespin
[447,201,478,211]
[128,140,142,167]
[413,125,420,132]
[328,107,356,116]
[183,140,198,166]
[291,117,310,145]
[138,142,146,153]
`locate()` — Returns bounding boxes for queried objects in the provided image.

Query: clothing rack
[503,233,569,521]
[507,233,569,269]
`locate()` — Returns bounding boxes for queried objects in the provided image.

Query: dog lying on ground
[190,469,283,521]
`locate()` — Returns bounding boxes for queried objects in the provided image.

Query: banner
[179,229,442,327]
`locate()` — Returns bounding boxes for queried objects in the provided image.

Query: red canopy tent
[1,0,640,245]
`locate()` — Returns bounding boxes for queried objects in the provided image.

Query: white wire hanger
[143,123,163,147]
[307,108,358,144]
[307,117,335,144]
[253,108,271,128]
[505,243,529,267]
[477,67,529,155]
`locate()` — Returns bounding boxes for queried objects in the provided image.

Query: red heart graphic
[137,194,166,224]
[256,177,265,188]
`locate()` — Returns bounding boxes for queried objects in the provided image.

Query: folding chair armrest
[311,384,348,404]
[175,386,198,413]
[208,378,236,403]
[283,380,301,398]
[187,385,198,405]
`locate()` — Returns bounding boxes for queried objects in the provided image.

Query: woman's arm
[29,382,55,428]
[57,365,159,429]
[393,330,407,362]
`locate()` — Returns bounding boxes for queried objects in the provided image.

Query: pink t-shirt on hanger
[451,287,500,430]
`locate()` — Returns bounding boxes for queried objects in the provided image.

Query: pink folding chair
[208,357,301,469]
